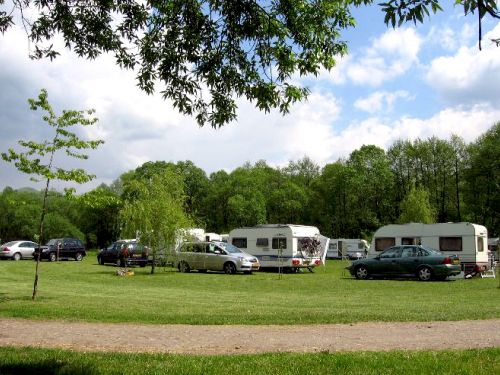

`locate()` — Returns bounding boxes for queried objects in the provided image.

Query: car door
[20,241,37,258]
[398,246,421,275]
[370,247,403,276]
[204,243,224,271]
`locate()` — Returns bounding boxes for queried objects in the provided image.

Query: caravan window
[477,237,484,252]
[231,238,247,249]
[439,237,462,252]
[402,237,416,245]
[357,242,365,250]
[256,238,269,247]
[272,238,287,249]
[375,237,395,251]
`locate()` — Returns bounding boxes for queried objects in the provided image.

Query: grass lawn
[0,347,498,375]
[0,252,499,325]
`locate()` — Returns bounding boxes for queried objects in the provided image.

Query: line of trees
[1,122,499,247]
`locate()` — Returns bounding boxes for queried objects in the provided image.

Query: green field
[0,347,499,375]
[0,252,499,325]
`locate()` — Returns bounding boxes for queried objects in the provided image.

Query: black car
[97,240,149,267]
[33,238,86,262]
[346,245,462,281]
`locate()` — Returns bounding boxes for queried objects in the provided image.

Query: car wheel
[13,253,21,261]
[98,257,104,265]
[418,266,433,281]
[74,252,83,261]
[180,261,190,273]
[355,265,369,280]
[224,262,236,275]
[49,252,56,262]
[140,262,147,268]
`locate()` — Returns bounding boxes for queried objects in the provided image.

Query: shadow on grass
[0,360,97,375]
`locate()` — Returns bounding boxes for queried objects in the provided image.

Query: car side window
[401,247,414,258]
[417,248,429,257]
[380,247,402,259]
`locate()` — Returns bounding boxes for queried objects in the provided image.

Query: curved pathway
[1,318,499,354]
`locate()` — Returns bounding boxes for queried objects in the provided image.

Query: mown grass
[0,347,498,375]
[0,252,499,325]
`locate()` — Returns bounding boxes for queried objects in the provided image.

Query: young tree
[119,171,192,274]
[399,187,436,224]
[1,89,104,299]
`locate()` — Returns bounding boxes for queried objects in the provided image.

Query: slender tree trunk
[455,158,461,221]
[33,177,51,300]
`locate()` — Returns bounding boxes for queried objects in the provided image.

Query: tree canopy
[1,1,497,127]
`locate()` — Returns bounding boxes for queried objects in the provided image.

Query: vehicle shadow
[0,361,95,375]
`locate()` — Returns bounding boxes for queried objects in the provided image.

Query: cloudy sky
[1,2,499,193]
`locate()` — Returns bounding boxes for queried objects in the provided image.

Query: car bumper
[433,264,462,276]
[0,253,14,259]
[237,262,260,272]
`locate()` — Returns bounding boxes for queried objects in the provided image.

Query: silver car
[0,240,38,260]
[176,241,260,274]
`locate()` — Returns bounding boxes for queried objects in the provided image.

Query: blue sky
[0,2,499,193]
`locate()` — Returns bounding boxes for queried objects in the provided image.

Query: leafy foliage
[119,170,192,273]
[399,186,435,224]
[1,0,370,128]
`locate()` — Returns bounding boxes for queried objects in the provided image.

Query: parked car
[0,240,38,260]
[346,245,461,281]
[33,238,86,262]
[97,239,149,267]
[175,241,260,274]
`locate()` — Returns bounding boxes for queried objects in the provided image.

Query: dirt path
[1,318,499,354]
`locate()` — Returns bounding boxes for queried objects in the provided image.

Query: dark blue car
[346,245,462,281]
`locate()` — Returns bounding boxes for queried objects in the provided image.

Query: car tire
[75,252,83,261]
[13,253,21,261]
[179,261,190,273]
[224,262,236,275]
[49,252,56,262]
[98,257,104,265]
[418,266,433,281]
[355,265,369,280]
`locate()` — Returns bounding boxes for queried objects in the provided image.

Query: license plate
[252,263,260,269]
[303,260,310,265]
[453,259,459,265]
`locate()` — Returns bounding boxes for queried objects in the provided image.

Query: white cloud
[345,28,422,86]
[425,23,500,107]
[354,90,412,114]
[325,104,500,162]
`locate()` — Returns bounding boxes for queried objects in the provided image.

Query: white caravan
[228,224,329,270]
[368,222,489,271]
[326,239,369,259]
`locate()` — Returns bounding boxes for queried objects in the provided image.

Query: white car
[0,240,38,261]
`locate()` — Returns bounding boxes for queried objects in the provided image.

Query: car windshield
[46,239,60,246]
[218,242,242,254]
[3,241,17,246]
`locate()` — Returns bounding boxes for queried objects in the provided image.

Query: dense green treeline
[1,123,499,247]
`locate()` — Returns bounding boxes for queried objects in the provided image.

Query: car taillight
[292,259,300,266]
[315,259,321,265]
[443,257,452,264]
[2,247,10,252]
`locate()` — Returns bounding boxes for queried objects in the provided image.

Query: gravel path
[1,318,499,354]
